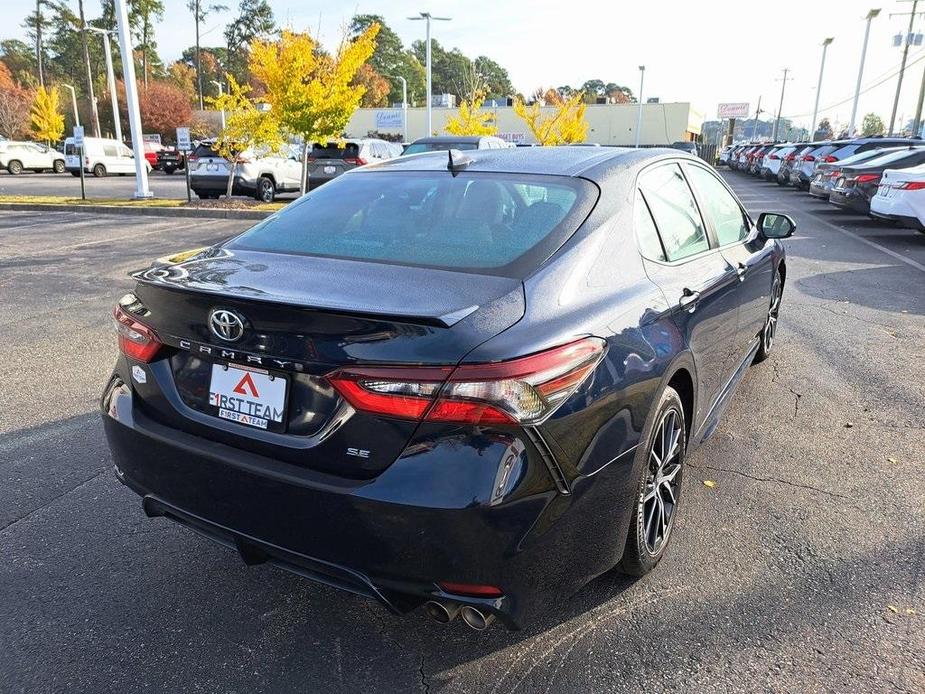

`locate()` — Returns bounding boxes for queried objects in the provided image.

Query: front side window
[685,165,749,246]
[638,163,709,262]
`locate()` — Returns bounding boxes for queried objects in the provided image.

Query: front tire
[619,386,686,577]
[7,160,23,175]
[753,269,782,364]
[255,176,276,203]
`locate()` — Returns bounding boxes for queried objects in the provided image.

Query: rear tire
[7,160,23,175]
[619,386,686,577]
[255,176,276,203]
[92,163,106,178]
[53,159,66,173]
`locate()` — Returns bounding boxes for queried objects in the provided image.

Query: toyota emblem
[208,308,245,342]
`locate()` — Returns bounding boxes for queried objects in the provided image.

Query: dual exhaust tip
[424,600,495,630]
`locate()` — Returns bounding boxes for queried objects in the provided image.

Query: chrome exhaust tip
[423,600,459,624]
[460,606,495,631]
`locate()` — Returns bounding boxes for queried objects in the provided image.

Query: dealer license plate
[208,363,286,430]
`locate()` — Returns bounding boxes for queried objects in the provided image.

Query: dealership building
[345,102,704,145]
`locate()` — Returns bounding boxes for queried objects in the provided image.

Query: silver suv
[189,141,303,202]
[306,139,402,189]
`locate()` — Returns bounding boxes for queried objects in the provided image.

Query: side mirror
[757,212,796,239]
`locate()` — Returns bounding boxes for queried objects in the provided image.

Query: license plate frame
[208,362,289,431]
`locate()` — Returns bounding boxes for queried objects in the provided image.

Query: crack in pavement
[419,655,431,694]
[0,466,109,534]
[687,462,850,500]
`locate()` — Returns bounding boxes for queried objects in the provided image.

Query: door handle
[679,288,701,312]
[736,262,748,281]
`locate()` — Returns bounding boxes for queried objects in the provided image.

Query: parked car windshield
[312,143,361,159]
[851,147,925,169]
[227,171,597,276]
[404,142,480,154]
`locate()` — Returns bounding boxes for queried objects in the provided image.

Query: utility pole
[35,0,44,87]
[635,65,646,148]
[77,0,101,137]
[751,96,763,140]
[889,0,919,135]
[810,39,834,143]
[772,69,790,141]
[849,9,881,136]
[195,0,204,110]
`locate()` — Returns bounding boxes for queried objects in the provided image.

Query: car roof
[353,145,697,180]
[410,136,489,144]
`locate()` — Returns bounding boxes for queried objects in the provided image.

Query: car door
[684,162,774,367]
[636,162,741,426]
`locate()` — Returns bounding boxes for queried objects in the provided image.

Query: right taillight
[803,154,816,162]
[895,180,925,190]
[327,337,606,426]
[113,305,162,363]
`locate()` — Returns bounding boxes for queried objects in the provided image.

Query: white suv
[0,141,66,174]
[189,141,302,202]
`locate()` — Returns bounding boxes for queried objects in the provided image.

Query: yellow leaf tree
[31,86,64,144]
[210,78,284,199]
[513,92,588,146]
[444,92,498,136]
[247,26,380,193]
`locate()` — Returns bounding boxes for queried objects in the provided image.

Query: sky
[5,0,925,132]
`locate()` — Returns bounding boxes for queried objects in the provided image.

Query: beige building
[345,102,704,145]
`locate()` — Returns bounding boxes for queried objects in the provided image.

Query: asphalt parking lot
[1,175,923,693]
[0,170,301,201]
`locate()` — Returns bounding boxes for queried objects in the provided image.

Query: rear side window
[227,172,596,277]
[103,145,119,157]
[638,164,709,262]
[404,142,479,154]
[684,165,749,246]
[634,191,665,261]
[312,143,360,159]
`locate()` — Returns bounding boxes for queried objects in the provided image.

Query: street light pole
[385,74,408,142]
[409,12,451,137]
[635,65,645,148]
[889,0,918,135]
[86,27,121,142]
[810,38,834,143]
[113,0,151,198]
[849,9,881,136]
[211,80,225,130]
[62,84,79,126]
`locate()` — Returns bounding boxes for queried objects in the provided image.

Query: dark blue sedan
[102,146,794,630]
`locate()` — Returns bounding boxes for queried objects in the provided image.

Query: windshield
[854,148,925,168]
[404,142,479,154]
[226,171,597,277]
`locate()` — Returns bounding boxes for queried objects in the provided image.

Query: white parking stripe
[804,212,925,274]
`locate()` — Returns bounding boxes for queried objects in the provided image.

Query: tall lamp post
[211,80,225,130]
[849,9,881,136]
[385,74,408,142]
[85,26,122,142]
[810,38,834,142]
[409,12,451,137]
[113,0,151,198]
[62,84,80,126]
[635,65,645,148]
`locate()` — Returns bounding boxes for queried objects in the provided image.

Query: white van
[64,137,152,177]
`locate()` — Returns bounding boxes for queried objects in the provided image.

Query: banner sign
[717,102,750,119]
[375,110,404,129]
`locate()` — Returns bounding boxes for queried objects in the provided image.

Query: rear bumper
[870,195,925,229]
[101,370,637,628]
[190,174,256,195]
[829,189,870,214]
[808,181,831,199]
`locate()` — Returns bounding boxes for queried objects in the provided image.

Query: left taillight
[113,305,162,362]
[327,337,607,426]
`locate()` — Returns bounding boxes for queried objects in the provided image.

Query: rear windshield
[192,143,220,158]
[226,171,597,277]
[312,143,360,159]
[855,148,925,168]
[404,142,479,154]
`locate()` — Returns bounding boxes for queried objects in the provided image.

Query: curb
[0,202,273,221]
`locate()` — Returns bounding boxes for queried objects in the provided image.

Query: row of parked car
[721,137,925,233]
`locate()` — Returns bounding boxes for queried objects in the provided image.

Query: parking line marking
[804,213,925,274]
